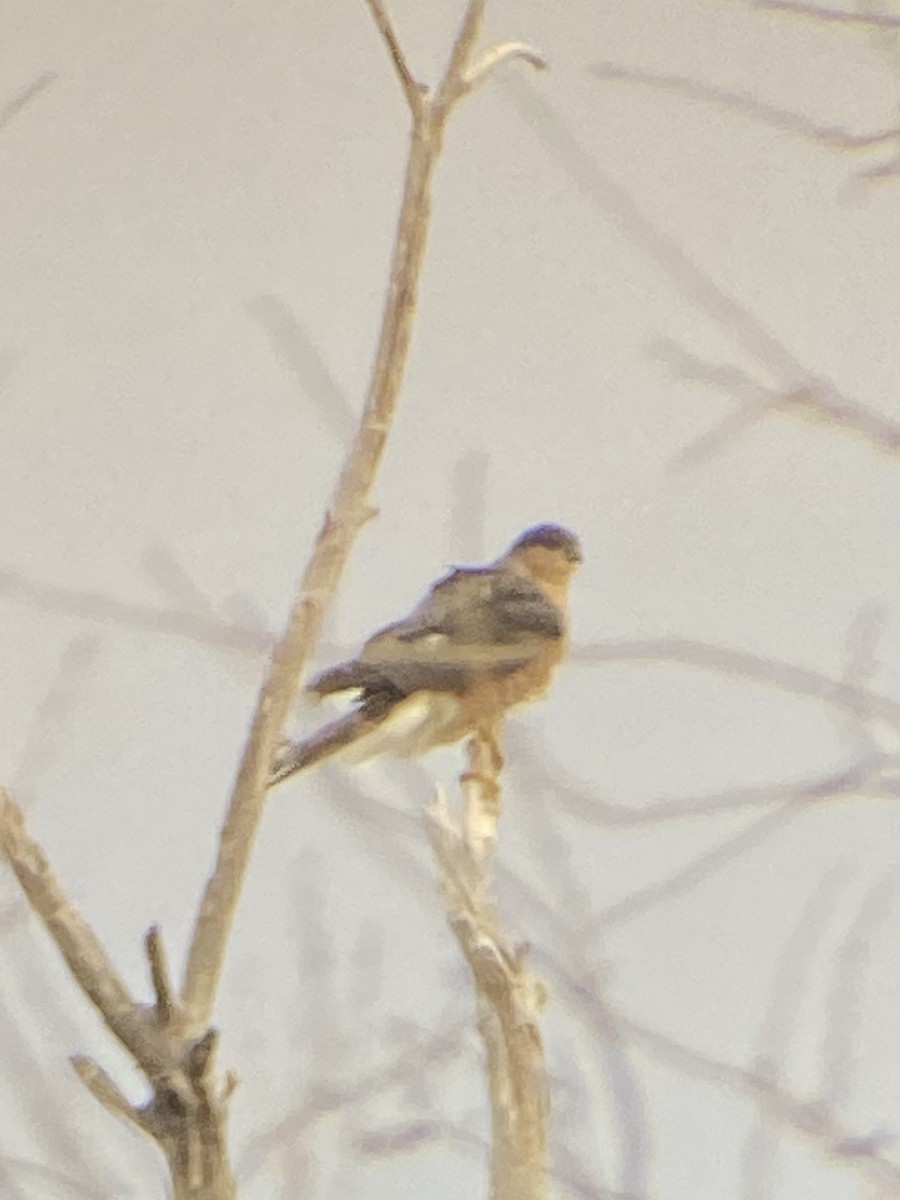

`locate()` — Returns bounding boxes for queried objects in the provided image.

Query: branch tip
[186,1028,219,1081]
[146,924,175,1026]
[363,0,425,114]
[71,1056,146,1130]
[465,41,548,93]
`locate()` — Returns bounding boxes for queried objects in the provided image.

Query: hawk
[269,523,582,785]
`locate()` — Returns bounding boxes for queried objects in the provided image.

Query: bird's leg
[482,723,504,776]
[461,724,503,801]
[462,724,504,778]
[460,723,504,862]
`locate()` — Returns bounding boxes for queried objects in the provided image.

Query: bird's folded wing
[396,567,563,639]
[272,562,570,784]
[308,566,565,701]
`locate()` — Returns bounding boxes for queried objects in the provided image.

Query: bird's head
[503,523,583,596]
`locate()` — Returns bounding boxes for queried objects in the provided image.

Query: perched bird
[268,523,582,785]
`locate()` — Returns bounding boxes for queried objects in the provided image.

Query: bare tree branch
[819,873,898,1108]
[574,638,900,730]
[0,788,171,1074]
[11,633,103,792]
[591,61,898,152]
[363,0,426,113]
[621,1012,900,1194]
[245,295,357,441]
[658,341,900,466]
[179,0,546,1040]
[465,41,548,92]
[507,79,806,383]
[0,567,271,658]
[0,787,238,1195]
[0,71,57,133]
[508,82,900,463]
[435,0,489,110]
[1,4,552,1197]
[70,1057,145,1132]
[428,730,549,1200]
[752,0,900,28]
[147,925,176,1028]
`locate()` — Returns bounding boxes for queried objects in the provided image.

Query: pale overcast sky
[2,4,900,1199]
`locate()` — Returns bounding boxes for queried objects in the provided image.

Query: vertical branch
[176,105,439,1030]
[179,0,546,1038]
[428,731,549,1200]
[176,21,437,1038]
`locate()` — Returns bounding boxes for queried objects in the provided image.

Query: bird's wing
[384,566,562,645]
[310,566,564,699]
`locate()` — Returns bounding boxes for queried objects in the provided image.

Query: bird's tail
[269,661,410,787]
[268,692,404,787]
[267,711,368,786]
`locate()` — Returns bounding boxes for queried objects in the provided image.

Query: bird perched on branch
[268,523,582,786]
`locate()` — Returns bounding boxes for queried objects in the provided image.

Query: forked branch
[179,0,548,1040]
[0,5,547,1198]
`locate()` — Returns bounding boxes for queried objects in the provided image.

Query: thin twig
[363,0,425,113]
[0,567,271,658]
[621,1013,900,1194]
[591,62,898,151]
[573,638,900,730]
[753,0,900,28]
[12,633,103,792]
[599,804,805,929]
[146,925,175,1027]
[510,79,900,466]
[435,0,487,111]
[245,295,357,441]
[0,71,57,133]
[71,1057,146,1132]
[506,79,807,385]
[820,874,897,1108]
[465,41,548,93]
[658,340,900,466]
[0,787,238,1195]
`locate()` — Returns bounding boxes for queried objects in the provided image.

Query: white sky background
[2,1,900,1198]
